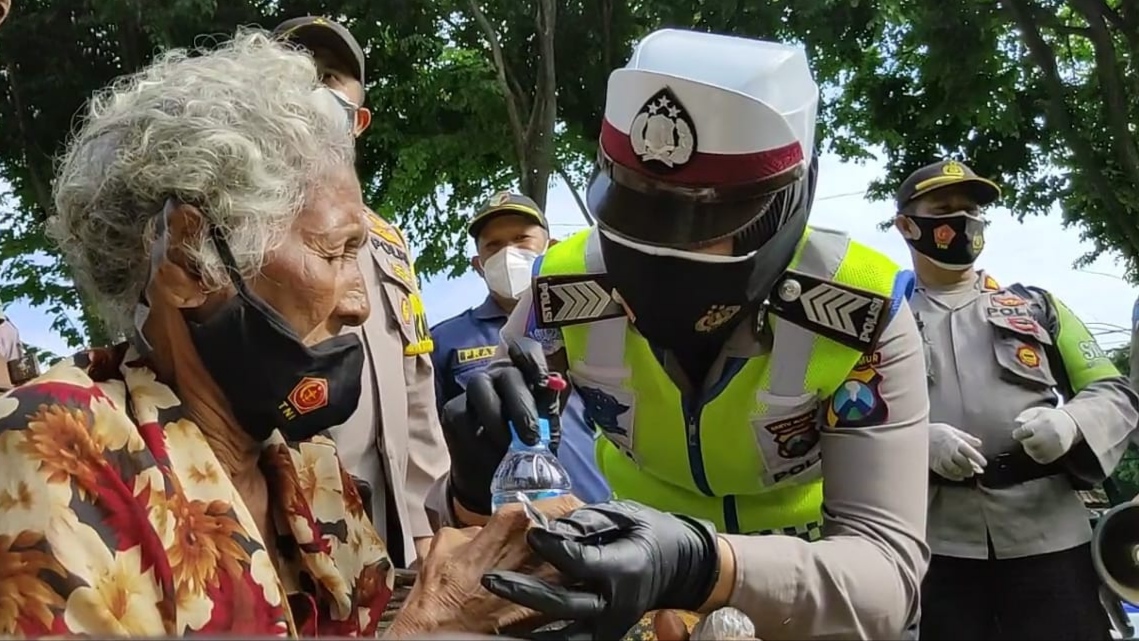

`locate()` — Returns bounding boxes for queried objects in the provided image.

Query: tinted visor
[587,150,806,248]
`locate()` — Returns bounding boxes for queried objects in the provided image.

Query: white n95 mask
[483,246,540,300]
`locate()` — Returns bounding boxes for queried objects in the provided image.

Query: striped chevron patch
[768,270,892,353]
[533,274,626,329]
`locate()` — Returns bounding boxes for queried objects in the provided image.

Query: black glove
[441,336,562,515]
[481,500,720,640]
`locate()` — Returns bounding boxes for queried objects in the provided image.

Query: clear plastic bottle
[490,417,573,513]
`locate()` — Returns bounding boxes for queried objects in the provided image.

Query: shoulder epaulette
[767,269,892,353]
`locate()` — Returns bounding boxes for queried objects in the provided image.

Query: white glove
[1011,407,1078,464]
[929,422,988,481]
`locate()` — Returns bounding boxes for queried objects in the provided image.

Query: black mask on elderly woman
[136,213,364,443]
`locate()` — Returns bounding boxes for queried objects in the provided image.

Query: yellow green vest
[536,227,901,537]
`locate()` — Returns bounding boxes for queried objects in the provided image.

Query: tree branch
[1004,0,1139,256]
[466,0,528,175]
[555,163,594,225]
[601,0,614,74]
[1095,0,1129,30]
[4,61,53,223]
[1069,0,1139,186]
[525,0,557,144]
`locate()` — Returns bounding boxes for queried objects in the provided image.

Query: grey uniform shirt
[500,288,931,640]
[1130,295,1139,398]
[915,271,1138,560]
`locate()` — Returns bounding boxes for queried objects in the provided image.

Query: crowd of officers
[287,11,1139,637]
[3,4,1137,638]
[271,15,1139,640]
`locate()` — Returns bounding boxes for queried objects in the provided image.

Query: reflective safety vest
[534,227,902,537]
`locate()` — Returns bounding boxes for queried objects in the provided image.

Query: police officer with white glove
[894,160,1139,640]
[929,423,987,481]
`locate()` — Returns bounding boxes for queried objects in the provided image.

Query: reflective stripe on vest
[538,227,899,535]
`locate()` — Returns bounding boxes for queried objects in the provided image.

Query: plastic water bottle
[490,417,573,513]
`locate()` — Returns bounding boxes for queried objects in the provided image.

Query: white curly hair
[50,28,356,334]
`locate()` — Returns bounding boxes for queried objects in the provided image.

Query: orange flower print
[339,466,367,522]
[0,431,75,540]
[0,531,66,636]
[166,493,250,602]
[18,404,103,493]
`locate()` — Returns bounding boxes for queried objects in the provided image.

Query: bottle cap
[544,373,567,392]
[507,418,551,449]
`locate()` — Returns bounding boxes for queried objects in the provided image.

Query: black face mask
[902,212,985,270]
[599,204,809,352]
[139,222,364,443]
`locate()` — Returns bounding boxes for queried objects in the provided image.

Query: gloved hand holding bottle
[440,336,563,516]
[929,422,987,481]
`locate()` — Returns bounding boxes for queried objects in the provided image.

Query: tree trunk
[1005,0,1139,259]
[468,0,558,210]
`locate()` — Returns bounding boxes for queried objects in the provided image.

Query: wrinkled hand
[1012,407,1078,464]
[482,501,720,641]
[929,422,987,481]
[385,494,583,638]
[441,336,563,515]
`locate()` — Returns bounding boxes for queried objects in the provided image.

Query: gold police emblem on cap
[488,191,511,207]
[942,161,965,177]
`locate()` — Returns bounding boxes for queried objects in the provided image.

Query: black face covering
[902,212,985,270]
[140,221,364,443]
[597,156,818,354]
[600,198,810,352]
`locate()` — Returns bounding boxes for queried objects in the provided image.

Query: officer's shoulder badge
[768,270,892,353]
[366,211,405,247]
[532,273,626,329]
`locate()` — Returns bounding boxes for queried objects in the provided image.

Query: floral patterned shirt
[0,345,394,637]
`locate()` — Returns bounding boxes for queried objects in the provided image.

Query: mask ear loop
[131,199,253,357]
[131,201,177,357]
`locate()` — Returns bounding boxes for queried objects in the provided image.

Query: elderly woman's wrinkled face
[158,163,372,444]
[247,164,370,343]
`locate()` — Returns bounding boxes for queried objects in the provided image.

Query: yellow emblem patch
[368,212,405,248]
[457,346,497,364]
[403,292,434,356]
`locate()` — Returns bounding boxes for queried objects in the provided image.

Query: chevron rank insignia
[533,274,626,329]
[768,270,892,353]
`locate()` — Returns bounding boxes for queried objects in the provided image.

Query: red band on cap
[600,119,803,187]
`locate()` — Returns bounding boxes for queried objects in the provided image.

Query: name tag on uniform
[457,346,497,364]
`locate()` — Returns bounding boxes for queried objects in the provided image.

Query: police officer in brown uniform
[275,17,450,568]
[894,159,1139,640]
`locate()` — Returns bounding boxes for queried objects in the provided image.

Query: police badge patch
[629,87,697,172]
[576,385,631,437]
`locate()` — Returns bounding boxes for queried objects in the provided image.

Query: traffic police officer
[438,30,931,640]
[431,192,610,503]
[894,159,1138,640]
[275,17,450,568]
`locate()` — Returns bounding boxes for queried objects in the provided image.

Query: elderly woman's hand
[385,494,583,637]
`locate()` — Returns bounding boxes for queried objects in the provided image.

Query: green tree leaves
[4,0,1139,353]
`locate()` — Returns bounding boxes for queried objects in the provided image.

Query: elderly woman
[0,29,552,638]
